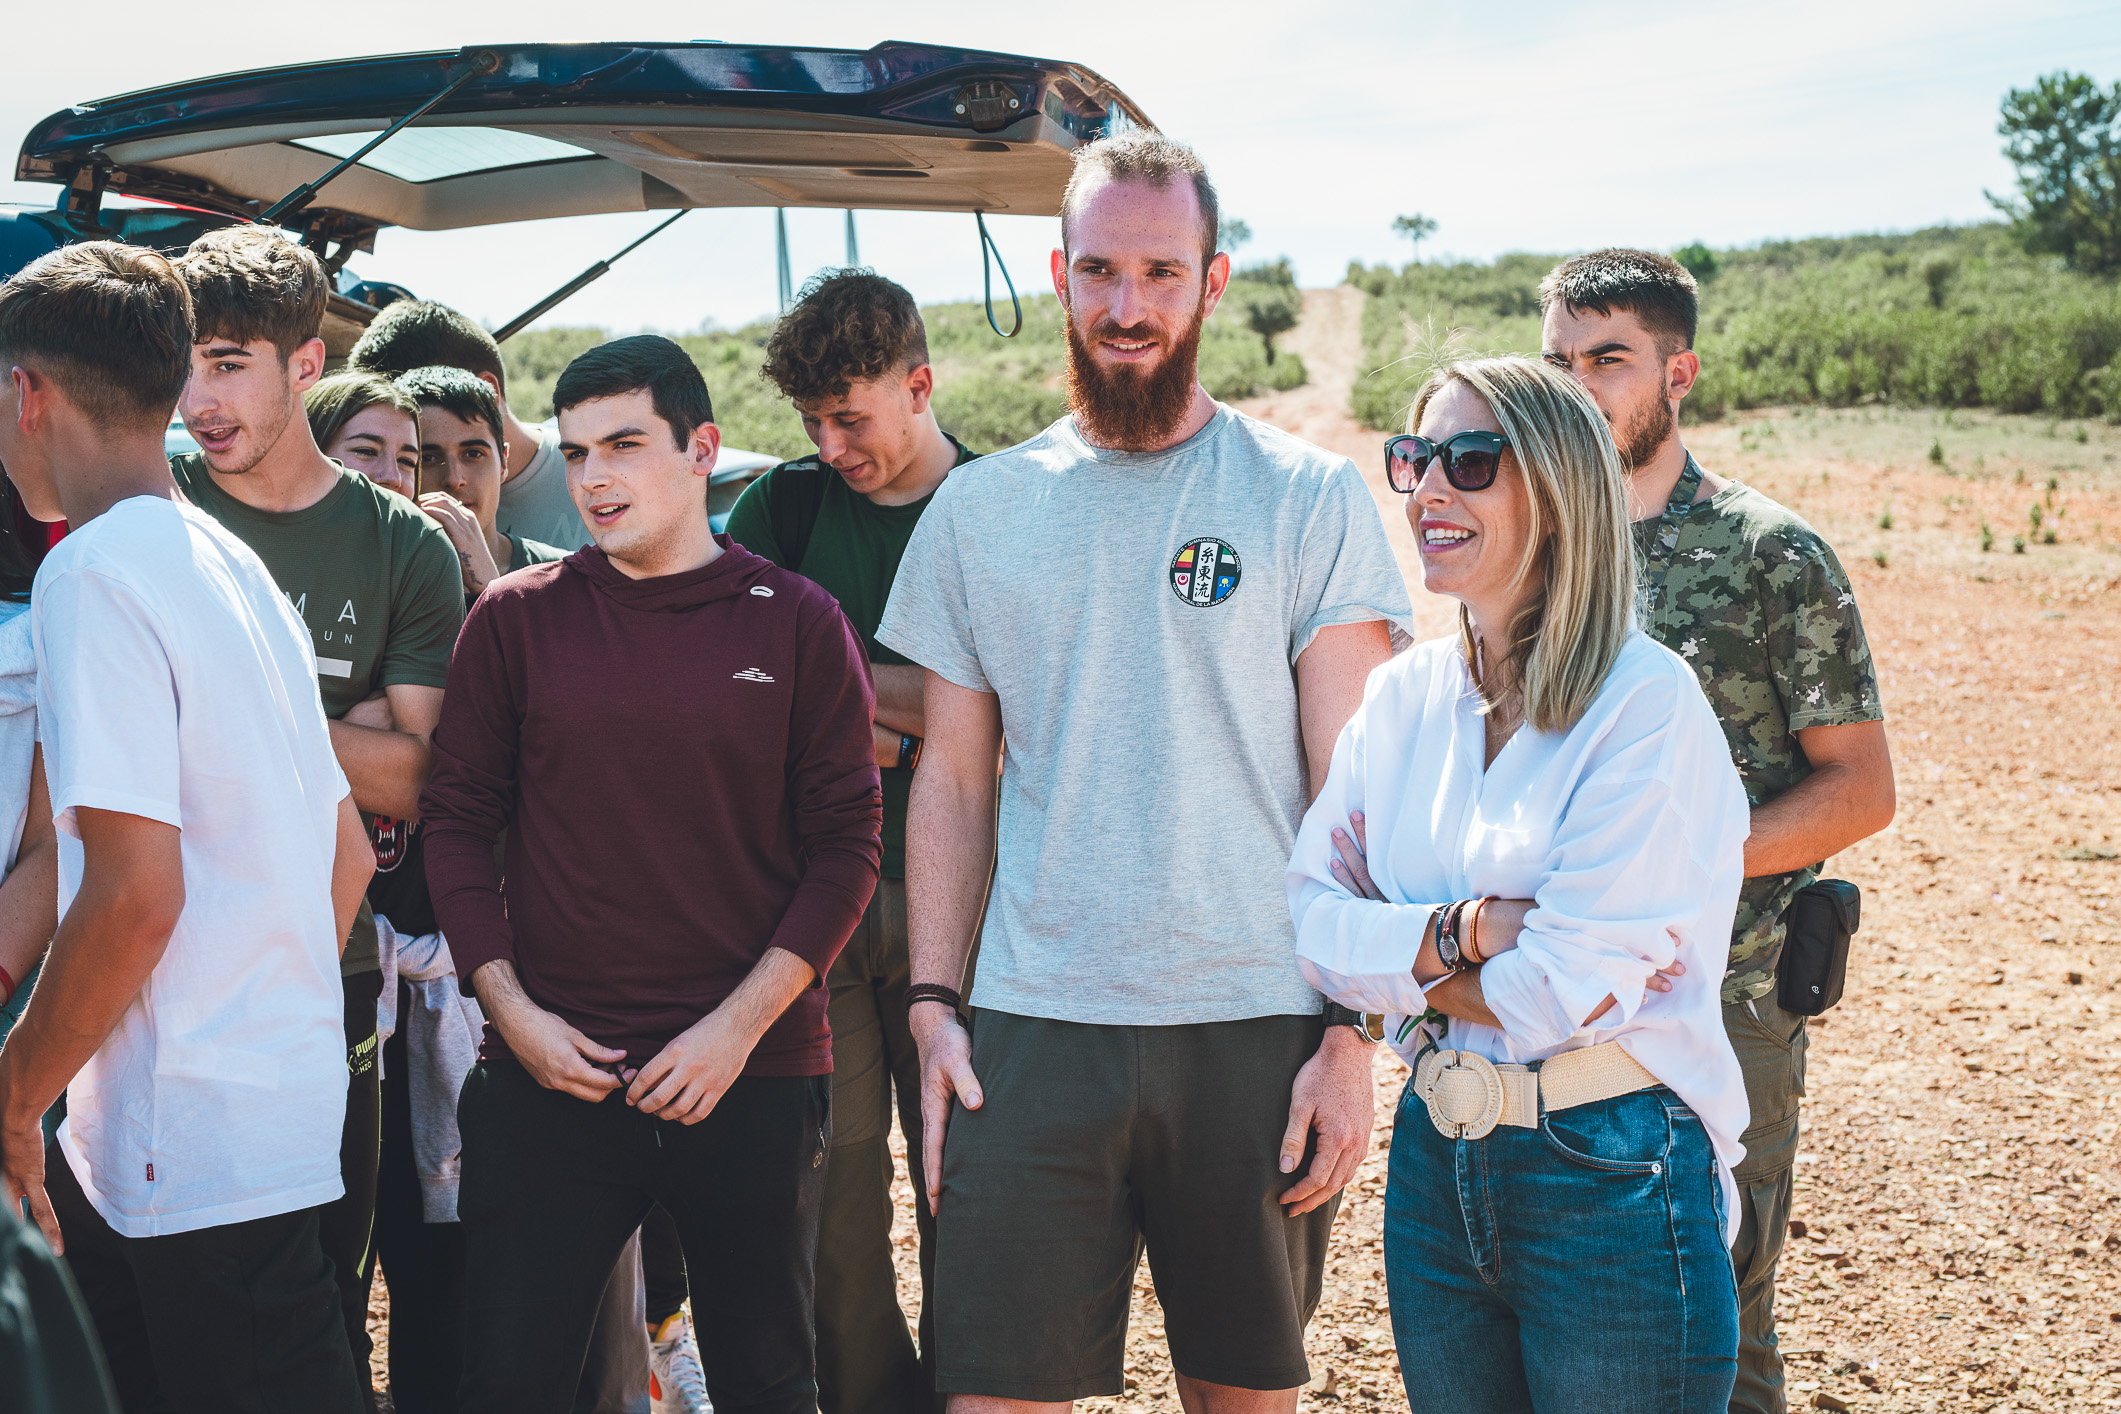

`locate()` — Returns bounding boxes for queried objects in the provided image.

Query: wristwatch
[896,733,923,772]
[1323,1000,1385,1042]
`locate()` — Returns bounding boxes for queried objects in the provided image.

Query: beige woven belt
[1413,1041,1660,1140]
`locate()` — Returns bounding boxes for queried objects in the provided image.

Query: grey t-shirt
[877,404,1413,1025]
[496,425,589,551]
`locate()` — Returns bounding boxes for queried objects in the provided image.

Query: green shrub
[932,373,1068,453]
[1344,224,2121,429]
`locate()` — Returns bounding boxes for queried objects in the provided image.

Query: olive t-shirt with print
[172,455,466,972]
[724,435,975,878]
[1631,469,1883,1005]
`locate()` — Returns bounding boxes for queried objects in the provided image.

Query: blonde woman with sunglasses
[1287,357,1749,1412]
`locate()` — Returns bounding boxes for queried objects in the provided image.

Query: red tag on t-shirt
[145,1163,155,1181]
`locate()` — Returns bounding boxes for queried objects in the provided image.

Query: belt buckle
[1420,1049,1505,1140]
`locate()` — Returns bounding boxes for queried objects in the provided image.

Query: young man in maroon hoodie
[420,335,883,1414]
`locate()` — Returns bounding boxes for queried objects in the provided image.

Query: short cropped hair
[0,241,194,429]
[1060,132,1220,271]
[552,336,713,450]
[396,365,505,453]
[177,226,327,360]
[348,299,509,395]
[306,370,419,452]
[1538,249,1699,354]
[761,269,928,406]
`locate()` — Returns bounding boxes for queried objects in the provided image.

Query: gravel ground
[371,389,2121,1411]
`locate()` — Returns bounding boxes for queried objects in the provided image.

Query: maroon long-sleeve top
[420,537,881,1076]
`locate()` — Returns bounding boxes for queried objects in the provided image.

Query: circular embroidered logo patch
[1170,537,1242,607]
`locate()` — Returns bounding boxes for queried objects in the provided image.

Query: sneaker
[649,1312,712,1414]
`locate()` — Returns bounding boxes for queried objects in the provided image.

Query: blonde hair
[1408,357,1635,734]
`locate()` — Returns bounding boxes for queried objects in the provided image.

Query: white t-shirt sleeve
[37,568,181,837]
[1292,458,1415,661]
[876,486,992,694]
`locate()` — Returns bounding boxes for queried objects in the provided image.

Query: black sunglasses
[1384,431,1510,494]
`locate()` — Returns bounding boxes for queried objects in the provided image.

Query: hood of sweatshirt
[563,534,776,613]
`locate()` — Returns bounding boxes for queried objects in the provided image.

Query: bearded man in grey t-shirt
[877,133,1413,1413]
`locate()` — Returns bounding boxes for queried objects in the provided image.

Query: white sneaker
[649,1312,712,1414]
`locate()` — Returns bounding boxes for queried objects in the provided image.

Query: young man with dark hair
[0,240,372,1412]
[421,333,881,1414]
[728,268,974,1414]
[878,134,1412,1414]
[349,299,588,550]
[1540,248,1896,1414]
[399,365,568,596]
[171,224,467,1405]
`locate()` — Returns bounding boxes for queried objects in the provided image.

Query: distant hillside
[1344,223,2121,430]
[503,288,1306,460]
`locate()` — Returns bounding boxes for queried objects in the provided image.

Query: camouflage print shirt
[1631,455,1884,1004]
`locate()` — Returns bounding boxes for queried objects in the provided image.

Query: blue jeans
[1384,1076,1737,1413]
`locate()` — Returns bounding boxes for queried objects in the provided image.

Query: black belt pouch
[1776,879,1861,1016]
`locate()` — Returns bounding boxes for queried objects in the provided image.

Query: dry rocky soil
[374,290,2121,1412]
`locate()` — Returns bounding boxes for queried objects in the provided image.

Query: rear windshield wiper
[259,49,499,224]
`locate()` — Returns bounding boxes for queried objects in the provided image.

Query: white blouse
[1289,631,1753,1218]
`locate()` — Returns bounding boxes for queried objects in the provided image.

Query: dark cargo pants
[1724,991,1808,1414]
[817,878,941,1414]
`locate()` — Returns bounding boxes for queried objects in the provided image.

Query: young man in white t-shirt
[0,241,374,1413]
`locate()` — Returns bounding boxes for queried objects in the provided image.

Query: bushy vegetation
[1344,224,2121,431]
[502,287,1305,459]
[1224,260,1303,365]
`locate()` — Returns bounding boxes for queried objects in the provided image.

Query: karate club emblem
[1170,537,1241,607]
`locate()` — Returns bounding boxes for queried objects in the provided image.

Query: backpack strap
[764,458,832,571]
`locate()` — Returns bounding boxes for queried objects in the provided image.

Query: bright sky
[4,1,2117,334]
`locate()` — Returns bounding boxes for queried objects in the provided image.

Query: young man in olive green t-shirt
[724,271,973,1414]
[173,229,465,1402]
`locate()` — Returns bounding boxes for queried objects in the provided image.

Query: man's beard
[1063,299,1205,452]
[1614,380,1676,471]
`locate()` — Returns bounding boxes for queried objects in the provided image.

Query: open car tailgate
[17,42,1151,240]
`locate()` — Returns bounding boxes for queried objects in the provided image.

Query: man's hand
[473,960,625,1102]
[625,1010,750,1124]
[0,1070,60,1252]
[623,947,814,1125]
[1279,1026,1373,1216]
[419,492,502,596]
[329,683,444,820]
[909,1002,981,1217]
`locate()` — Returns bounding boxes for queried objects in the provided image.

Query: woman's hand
[1327,811,1387,901]
[1329,811,1684,1001]
[419,492,500,596]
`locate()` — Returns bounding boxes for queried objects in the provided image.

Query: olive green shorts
[932,1009,1336,1401]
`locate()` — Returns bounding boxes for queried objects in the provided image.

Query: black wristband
[906,983,962,1013]
[1322,1000,1382,1041]
[897,733,923,772]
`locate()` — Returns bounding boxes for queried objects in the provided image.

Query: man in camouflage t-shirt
[1542,250,1897,1414]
